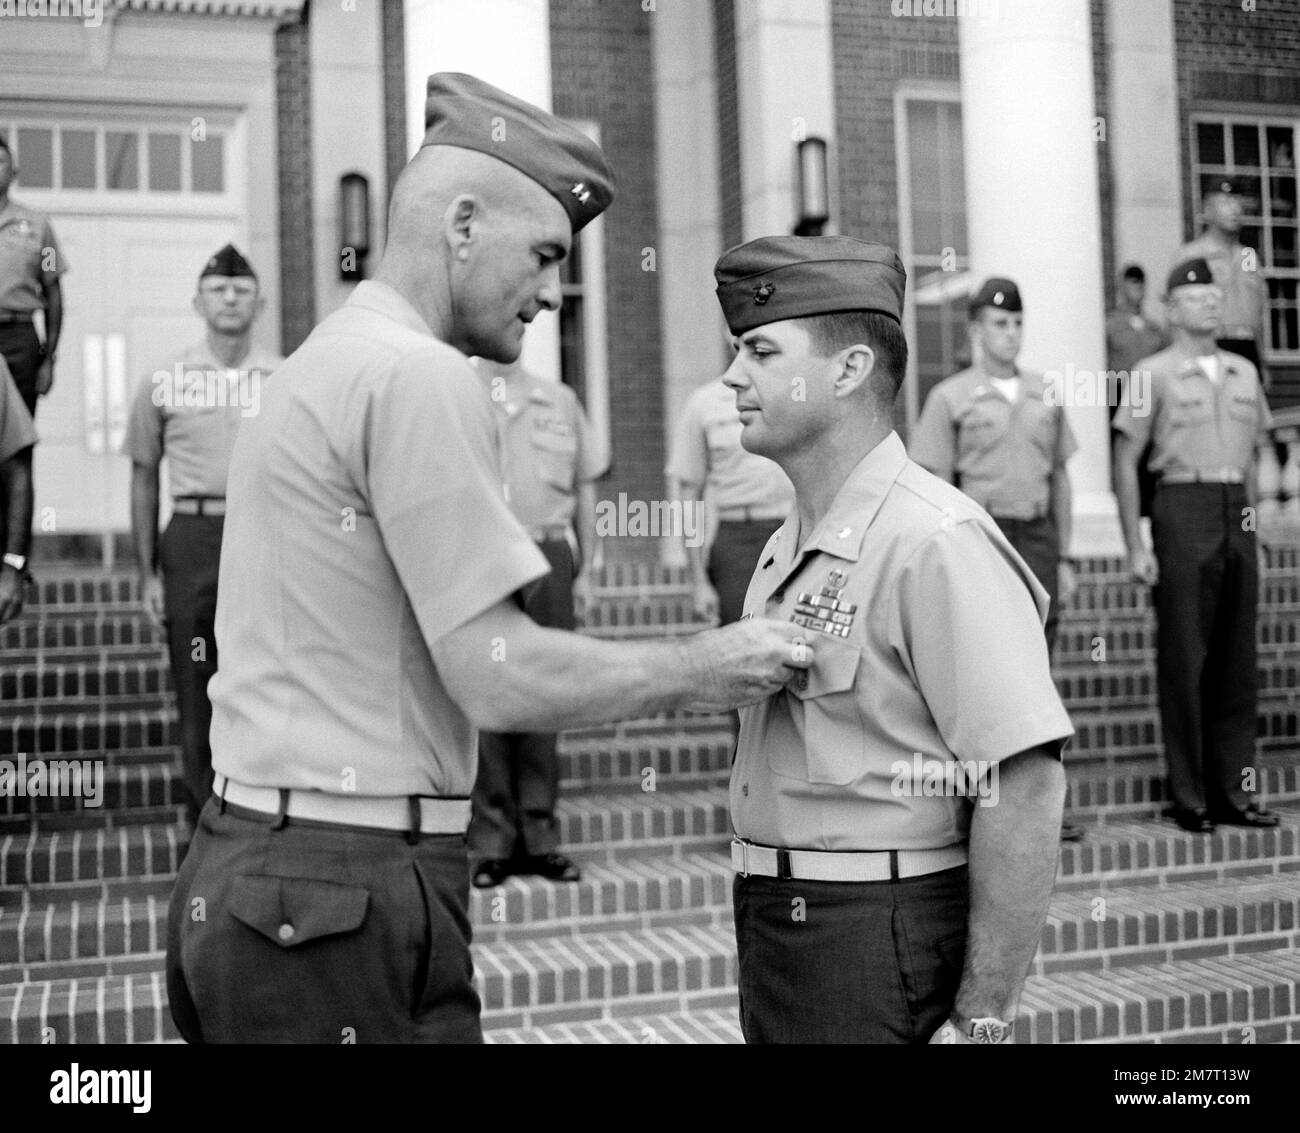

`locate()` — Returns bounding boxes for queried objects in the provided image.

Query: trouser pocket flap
[228,874,369,949]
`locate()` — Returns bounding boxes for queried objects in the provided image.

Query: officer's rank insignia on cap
[753,281,776,305]
[789,570,856,638]
[571,181,591,204]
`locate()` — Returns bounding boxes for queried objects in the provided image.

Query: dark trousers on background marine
[160,512,223,823]
[1151,483,1257,815]
[992,514,1061,651]
[0,319,43,418]
[734,865,968,1043]
[709,517,784,626]
[470,536,573,864]
[166,799,481,1043]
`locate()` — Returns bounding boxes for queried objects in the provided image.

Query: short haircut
[797,310,909,399]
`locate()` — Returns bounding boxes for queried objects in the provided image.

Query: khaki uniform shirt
[1106,309,1168,376]
[0,359,36,463]
[733,433,1074,852]
[1111,346,1272,477]
[488,369,607,532]
[666,379,794,517]
[122,341,284,498]
[909,368,1078,518]
[208,281,549,797]
[0,199,67,312]
[1176,233,1266,341]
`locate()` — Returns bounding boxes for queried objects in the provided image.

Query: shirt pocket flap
[790,635,861,700]
[228,874,369,949]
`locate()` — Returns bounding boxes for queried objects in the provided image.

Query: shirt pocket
[772,635,863,786]
[1226,392,1261,453]
[1169,392,1213,428]
[227,874,370,949]
[1020,401,1059,459]
[955,402,1007,459]
[530,427,578,491]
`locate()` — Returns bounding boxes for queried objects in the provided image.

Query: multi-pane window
[1192,115,1298,359]
[897,94,970,432]
[0,120,226,195]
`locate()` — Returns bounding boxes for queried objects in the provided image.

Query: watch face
[971,1019,1007,1044]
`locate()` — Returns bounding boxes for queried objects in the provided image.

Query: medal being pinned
[790,569,856,638]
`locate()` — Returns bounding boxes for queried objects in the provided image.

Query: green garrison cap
[714,235,906,334]
[1166,257,1215,293]
[199,244,257,281]
[969,276,1022,316]
[422,72,615,233]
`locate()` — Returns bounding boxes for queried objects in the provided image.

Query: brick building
[2,0,1297,560]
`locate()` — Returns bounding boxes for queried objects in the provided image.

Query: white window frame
[1189,110,1300,363]
[894,82,968,432]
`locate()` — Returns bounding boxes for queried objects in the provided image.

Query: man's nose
[537,264,563,313]
[721,353,747,392]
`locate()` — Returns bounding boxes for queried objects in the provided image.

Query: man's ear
[833,343,875,399]
[443,194,478,260]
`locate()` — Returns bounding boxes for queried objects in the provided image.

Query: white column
[959,0,1121,555]
[311,1,386,321]
[1106,0,1182,298]
[403,0,559,379]
[734,0,837,241]
[653,0,725,428]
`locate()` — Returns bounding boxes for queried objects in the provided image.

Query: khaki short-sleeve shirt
[732,433,1074,852]
[1112,347,1271,477]
[0,358,36,463]
[909,368,1077,516]
[666,379,794,517]
[209,281,550,798]
[0,199,67,312]
[122,341,284,498]
[489,369,608,530]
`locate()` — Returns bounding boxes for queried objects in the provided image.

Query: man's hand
[1057,560,1077,607]
[691,579,720,623]
[140,574,165,632]
[681,618,812,712]
[1128,546,1158,586]
[572,572,594,624]
[0,565,24,626]
[928,1020,973,1044]
[35,356,54,397]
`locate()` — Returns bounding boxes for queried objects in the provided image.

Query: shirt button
[742,784,749,796]
[278,923,295,942]
[796,674,808,691]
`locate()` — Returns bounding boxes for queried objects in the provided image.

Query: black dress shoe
[472,859,513,888]
[523,853,581,882]
[1210,805,1280,828]
[1168,807,1215,834]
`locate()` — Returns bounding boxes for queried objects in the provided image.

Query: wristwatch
[949,1011,1015,1044]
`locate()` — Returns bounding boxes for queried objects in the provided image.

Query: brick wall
[713,0,741,251]
[551,0,665,557]
[381,0,407,216]
[830,0,959,248]
[1173,0,1300,406]
[275,10,316,353]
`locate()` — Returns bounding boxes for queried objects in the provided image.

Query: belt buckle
[733,837,751,878]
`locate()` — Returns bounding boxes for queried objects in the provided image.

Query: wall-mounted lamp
[339,171,370,281]
[794,136,830,237]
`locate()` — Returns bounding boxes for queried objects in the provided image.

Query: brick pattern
[712,0,741,251]
[550,0,666,533]
[380,0,407,214]
[274,12,316,353]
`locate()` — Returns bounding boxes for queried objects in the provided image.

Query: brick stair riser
[1,974,179,1044]
[0,763,178,819]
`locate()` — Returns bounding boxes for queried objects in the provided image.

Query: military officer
[1176,177,1268,380]
[0,360,35,626]
[470,356,607,888]
[165,73,809,1044]
[716,236,1072,1044]
[123,245,282,825]
[1112,257,1279,835]
[666,373,794,626]
[0,135,67,418]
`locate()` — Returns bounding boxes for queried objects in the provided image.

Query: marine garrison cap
[199,244,257,281]
[422,72,614,233]
[1205,175,1242,197]
[969,276,1022,316]
[713,235,906,335]
[1166,257,1215,294]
